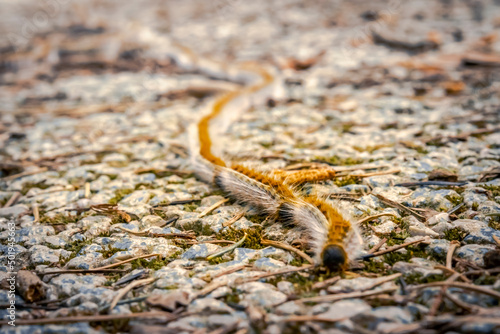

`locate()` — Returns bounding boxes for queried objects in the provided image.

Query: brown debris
[462,53,500,67]
[280,50,326,71]
[428,169,459,182]
[15,270,46,303]
[483,250,500,269]
[371,31,440,53]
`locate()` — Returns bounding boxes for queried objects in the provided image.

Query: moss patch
[488,220,500,230]
[40,213,79,225]
[403,272,447,285]
[215,226,265,250]
[333,175,359,187]
[443,227,467,242]
[484,185,500,198]
[108,188,134,205]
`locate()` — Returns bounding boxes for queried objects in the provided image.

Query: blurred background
[0,0,499,171]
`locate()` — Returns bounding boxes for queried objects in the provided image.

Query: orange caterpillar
[272,168,337,185]
[190,55,363,271]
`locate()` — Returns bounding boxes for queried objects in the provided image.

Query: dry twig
[368,237,387,254]
[299,287,398,303]
[261,239,315,264]
[108,277,156,313]
[374,194,426,221]
[198,198,229,218]
[358,213,396,225]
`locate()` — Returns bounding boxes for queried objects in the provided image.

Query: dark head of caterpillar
[321,244,347,272]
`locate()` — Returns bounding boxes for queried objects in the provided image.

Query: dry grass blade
[222,210,246,227]
[361,273,402,292]
[374,194,426,221]
[32,203,40,222]
[206,233,247,260]
[116,226,196,239]
[213,264,249,279]
[447,241,460,269]
[298,287,398,303]
[1,168,48,182]
[95,253,161,270]
[493,235,500,246]
[282,315,347,323]
[108,277,156,313]
[84,182,91,198]
[358,213,396,225]
[0,311,174,325]
[368,237,387,254]
[444,290,480,313]
[364,238,426,259]
[198,198,229,218]
[312,276,340,290]
[412,281,500,300]
[349,168,400,178]
[240,265,315,283]
[434,265,471,283]
[3,192,21,208]
[261,239,315,264]
[464,267,500,276]
[39,269,127,276]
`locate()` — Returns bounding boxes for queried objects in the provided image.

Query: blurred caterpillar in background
[180,45,363,271]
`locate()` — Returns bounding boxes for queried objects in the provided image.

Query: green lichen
[488,220,500,230]
[183,203,198,212]
[134,182,157,190]
[364,260,388,274]
[222,288,241,305]
[108,188,134,205]
[40,213,79,225]
[403,273,447,285]
[60,238,94,265]
[216,226,265,250]
[483,185,500,198]
[333,175,359,187]
[443,227,467,242]
[383,246,430,266]
[130,251,182,270]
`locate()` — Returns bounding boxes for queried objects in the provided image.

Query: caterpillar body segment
[213,166,281,217]
[272,168,337,185]
[231,164,296,199]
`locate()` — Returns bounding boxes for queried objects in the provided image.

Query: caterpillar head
[321,243,347,272]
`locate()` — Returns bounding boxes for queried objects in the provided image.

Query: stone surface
[1,0,499,331]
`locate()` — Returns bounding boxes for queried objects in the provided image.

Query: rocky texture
[0,0,500,333]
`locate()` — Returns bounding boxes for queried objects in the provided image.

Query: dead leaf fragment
[16,270,46,303]
[146,291,190,311]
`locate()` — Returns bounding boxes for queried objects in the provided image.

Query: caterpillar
[185,48,363,271]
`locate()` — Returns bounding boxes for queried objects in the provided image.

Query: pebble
[455,244,497,267]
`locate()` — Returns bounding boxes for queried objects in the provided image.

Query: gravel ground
[1,0,500,333]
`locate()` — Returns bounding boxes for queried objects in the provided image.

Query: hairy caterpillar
[186,49,363,271]
[271,168,337,186]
